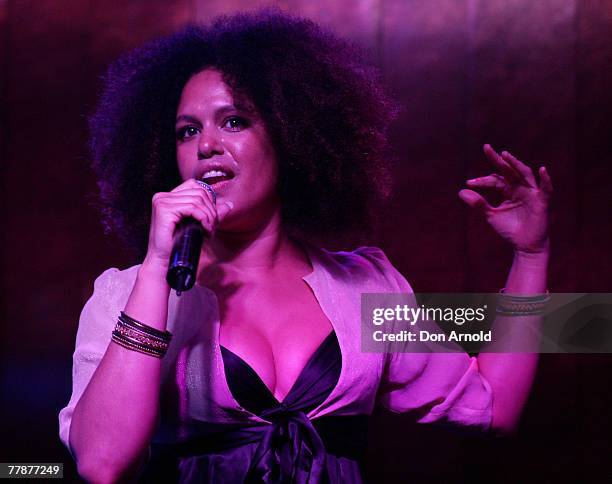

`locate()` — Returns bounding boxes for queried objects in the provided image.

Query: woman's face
[175,68,279,230]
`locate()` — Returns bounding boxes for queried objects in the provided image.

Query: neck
[196,210,308,285]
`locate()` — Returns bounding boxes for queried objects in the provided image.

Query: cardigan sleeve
[355,247,493,430]
[377,351,493,429]
[58,267,131,455]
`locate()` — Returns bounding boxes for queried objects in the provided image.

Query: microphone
[166,181,216,295]
[166,218,204,295]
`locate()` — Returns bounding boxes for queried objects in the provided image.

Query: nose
[197,128,224,159]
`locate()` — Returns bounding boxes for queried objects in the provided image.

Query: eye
[223,116,249,132]
[176,125,200,141]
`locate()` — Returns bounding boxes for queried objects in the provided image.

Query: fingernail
[225,201,234,209]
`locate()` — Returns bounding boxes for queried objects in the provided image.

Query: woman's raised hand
[458,144,553,254]
[143,179,233,271]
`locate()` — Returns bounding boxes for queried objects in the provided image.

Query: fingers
[539,166,553,198]
[156,194,210,207]
[156,178,236,231]
[164,189,212,209]
[500,150,537,188]
[153,194,216,232]
[466,174,507,192]
[146,179,233,262]
[168,178,236,224]
[170,202,216,233]
[483,144,521,182]
[458,189,491,212]
[171,178,216,205]
[483,144,553,197]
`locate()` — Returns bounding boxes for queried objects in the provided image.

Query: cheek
[230,138,275,177]
[249,144,278,185]
[252,137,279,179]
[176,144,195,180]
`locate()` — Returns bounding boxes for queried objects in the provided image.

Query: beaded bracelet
[111,312,173,358]
[111,333,166,358]
[119,312,173,342]
[496,288,551,316]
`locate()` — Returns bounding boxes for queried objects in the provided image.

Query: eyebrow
[175,114,200,125]
[175,105,246,125]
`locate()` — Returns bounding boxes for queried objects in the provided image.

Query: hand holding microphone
[166,180,217,294]
[142,178,233,293]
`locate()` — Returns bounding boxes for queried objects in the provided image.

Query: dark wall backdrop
[1,0,611,482]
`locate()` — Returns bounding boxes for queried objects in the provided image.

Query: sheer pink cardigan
[59,245,492,451]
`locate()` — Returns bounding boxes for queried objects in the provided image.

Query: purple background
[1,0,611,482]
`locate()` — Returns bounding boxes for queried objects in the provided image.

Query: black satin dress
[141,331,369,483]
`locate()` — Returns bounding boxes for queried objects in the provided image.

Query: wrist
[506,245,549,295]
[138,257,171,290]
[511,250,549,275]
[141,253,170,276]
[514,239,550,262]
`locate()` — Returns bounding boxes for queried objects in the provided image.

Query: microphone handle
[166,217,204,295]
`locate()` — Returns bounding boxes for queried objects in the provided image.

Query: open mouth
[199,169,235,187]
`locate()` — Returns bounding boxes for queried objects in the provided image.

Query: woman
[59,9,552,483]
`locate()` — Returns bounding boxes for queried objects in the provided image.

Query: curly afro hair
[89,8,398,260]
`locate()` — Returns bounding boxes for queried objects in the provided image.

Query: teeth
[201,169,228,180]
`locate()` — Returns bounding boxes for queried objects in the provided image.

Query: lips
[198,166,235,187]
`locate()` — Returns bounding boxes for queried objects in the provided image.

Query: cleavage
[220,329,337,409]
[219,322,334,403]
